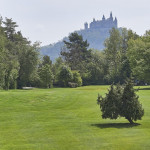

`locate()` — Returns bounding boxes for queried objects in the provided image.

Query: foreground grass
[0,85,150,150]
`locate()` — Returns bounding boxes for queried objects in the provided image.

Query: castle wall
[85,13,118,30]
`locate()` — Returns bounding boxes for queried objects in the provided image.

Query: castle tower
[102,15,105,21]
[110,12,113,18]
[84,22,88,30]
[114,17,118,28]
[109,12,113,21]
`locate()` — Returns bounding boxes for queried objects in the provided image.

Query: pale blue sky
[0,0,150,46]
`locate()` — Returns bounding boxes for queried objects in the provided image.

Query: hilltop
[40,12,118,61]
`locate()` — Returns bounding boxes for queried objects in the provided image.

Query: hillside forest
[0,16,150,89]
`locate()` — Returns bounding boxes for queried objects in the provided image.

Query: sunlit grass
[0,86,149,150]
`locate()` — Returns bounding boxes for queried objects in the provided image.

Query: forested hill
[40,27,118,61]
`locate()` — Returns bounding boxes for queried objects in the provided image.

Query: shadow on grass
[91,123,141,129]
[138,88,150,90]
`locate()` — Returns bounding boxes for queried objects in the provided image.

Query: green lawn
[0,85,150,150]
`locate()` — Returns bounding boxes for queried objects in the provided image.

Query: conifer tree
[97,78,144,124]
[120,78,144,124]
[61,32,91,71]
[97,84,122,119]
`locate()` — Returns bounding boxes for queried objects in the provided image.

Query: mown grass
[0,85,150,150]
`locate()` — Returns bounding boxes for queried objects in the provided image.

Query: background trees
[61,32,108,85]
[0,16,40,89]
[85,50,107,85]
[104,28,132,84]
[59,29,150,86]
[0,14,149,89]
[127,30,150,83]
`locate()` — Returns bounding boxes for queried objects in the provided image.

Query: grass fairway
[0,86,150,150]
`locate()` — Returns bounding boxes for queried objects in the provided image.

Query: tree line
[60,29,150,86]
[0,16,82,89]
[0,16,149,89]
[0,17,40,90]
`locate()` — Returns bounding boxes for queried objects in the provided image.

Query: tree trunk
[127,117,134,124]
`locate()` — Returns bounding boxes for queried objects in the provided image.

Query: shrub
[72,71,82,87]
[57,65,73,87]
[68,82,78,88]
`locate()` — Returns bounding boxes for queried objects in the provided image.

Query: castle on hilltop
[84,12,118,30]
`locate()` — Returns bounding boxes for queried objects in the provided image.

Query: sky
[0,0,150,46]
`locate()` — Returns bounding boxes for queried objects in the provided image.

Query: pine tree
[120,78,144,124]
[97,84,122,119]
[97,78,144,124]
[61,32,91,71]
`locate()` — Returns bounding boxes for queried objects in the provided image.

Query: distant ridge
[40,12,118,62]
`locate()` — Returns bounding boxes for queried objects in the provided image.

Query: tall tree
[127,31,150,83]
[61,32,91,71]
[0,18,19,90]
[38,55,53,88]
[38,64,53,88]
[0,16,41,89]
[0,23,8,88]
[3,18,18,41]
[17,42,40,88]
[104,28,123,83]
[41,55,52,66]
[104,28,133,83]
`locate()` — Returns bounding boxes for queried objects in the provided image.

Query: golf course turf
[0,85,149,150]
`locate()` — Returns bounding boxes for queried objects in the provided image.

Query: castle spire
[114,17,118,28]
[102,15,105,20]
[110,12,113,18]
[84,22,88,30]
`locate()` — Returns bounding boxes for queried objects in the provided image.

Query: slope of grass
[0,85,149,150]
